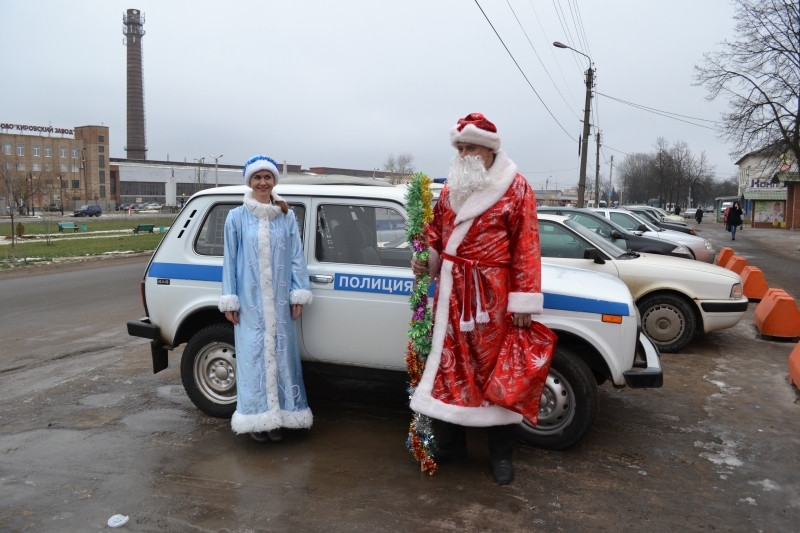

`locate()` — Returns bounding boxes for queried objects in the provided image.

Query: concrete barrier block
[741,266,770,300]
[716,247,734,266]
[789,342,800,388]
[754,289,800,338]
[724,255,748,275]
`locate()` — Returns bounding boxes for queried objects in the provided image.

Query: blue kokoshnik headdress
[243,155,280,185]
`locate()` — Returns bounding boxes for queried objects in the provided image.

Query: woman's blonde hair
[272,193,289,214]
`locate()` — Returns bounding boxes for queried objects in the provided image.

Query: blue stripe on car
[148,262,630,316]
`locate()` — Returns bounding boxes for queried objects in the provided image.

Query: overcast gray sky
[1,0,739,187]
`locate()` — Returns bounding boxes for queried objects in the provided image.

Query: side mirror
[637,224,648,232]
[583,248,606,264]
[610,230,623,239]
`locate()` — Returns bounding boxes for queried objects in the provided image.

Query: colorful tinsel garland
[404,172,437,474]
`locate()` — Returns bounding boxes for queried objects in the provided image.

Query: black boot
[488,424,517,485]
[492,459,514,485]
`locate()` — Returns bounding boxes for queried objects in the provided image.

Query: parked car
[141,203,163,211]
[537,206,695,259]
[46,203,63,212]
[537,214,747,352]
[624,206,697,235]
[682,207,699,219]
[127,179,662,450]
[592,208,715,263]
[73,204,102,217]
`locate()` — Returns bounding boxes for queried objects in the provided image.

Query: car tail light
[140,280,150,316]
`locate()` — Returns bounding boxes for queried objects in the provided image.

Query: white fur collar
[244,190,284,220]
[451,150,518,225]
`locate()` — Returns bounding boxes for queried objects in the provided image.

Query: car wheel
[181,324,237,418]
[516,346,598,450]
[637,293,696,353]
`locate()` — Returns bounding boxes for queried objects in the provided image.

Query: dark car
[536,207,694,259]
[624,206,697,235]
[73,204,102,217]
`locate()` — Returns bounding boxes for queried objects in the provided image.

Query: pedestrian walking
[410,113,554,485]
[727,201,744,240]
[695,207,703,223]
[674,204,681,216]
[219,155,314,443]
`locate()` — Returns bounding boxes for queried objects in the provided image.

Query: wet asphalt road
[0,222,798,532]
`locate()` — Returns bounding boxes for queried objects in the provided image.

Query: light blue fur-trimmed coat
[219,191,313,433]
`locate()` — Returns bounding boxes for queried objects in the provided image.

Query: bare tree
[383,152,415,184]
[0,152,21,248]
[694,0,800,169]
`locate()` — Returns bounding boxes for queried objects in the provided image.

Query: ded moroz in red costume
[409,115,546,428]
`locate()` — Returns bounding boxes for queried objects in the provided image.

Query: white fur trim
[218,294,240,312]
[231,409,313,433]
[507,292,544,315]
[453,151,518,225]
[244,159,280,185]
[244,190,283,220]
[290,289,313,305]
[450,123,501,152]
[409,217,523,427]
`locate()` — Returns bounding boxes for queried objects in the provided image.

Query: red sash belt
[441,252,510,331]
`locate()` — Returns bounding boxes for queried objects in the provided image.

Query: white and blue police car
[127,176,662,449]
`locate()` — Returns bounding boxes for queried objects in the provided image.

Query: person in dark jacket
[674,204,681,216]
[695,207,703,223]
[727,201,743,240]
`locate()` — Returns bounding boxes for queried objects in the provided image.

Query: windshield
[562,210,629,247]
[625,211,661,232]
[563,219,626,258]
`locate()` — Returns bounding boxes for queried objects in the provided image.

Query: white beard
[447,155,489,210]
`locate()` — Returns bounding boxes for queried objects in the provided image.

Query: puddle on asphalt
[121,409,190,432]
[78,392,127,407]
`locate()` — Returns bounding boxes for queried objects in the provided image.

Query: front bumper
[127,318,170,374]
[699,297,749,333]
[624,333,663,388]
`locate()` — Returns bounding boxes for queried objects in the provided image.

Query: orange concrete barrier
[754,289,800,338]
[741,266,770,300]
[789,342,800,388]
[716,247,734,266]
[724,255,748,275]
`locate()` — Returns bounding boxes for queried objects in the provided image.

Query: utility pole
[595,130,601,207]
[577,67,594,208]
[210,155,223,187]
[608,155,614,206]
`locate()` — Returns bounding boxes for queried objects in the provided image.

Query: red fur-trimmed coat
[409,150,543,427]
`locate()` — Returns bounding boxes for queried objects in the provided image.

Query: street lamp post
[209,155,223,187]
[58,174,64,216]
[554,41,593,208]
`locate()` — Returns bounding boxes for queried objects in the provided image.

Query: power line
[566,0,589,60]
[524,166,580,173]
[527,0,582,111]
[597,92,722,130]
[571,0,593,61]
[604,144,630,156]
[552,0,586,74]
[505,0,580,120]
[473,0,574,140]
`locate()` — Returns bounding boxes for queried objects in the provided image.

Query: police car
[127,177,662,450]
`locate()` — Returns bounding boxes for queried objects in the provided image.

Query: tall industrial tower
[122,9,147,160]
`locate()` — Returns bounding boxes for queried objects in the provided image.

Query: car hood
[631,252,739,280]
[542,263,635,315]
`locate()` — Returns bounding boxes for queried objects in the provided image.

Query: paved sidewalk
[687,218,800,298]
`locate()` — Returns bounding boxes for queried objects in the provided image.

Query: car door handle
[309,275,333,284]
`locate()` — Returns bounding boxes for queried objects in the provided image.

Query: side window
[288,203,306,246]
[539,221,591,259]
[195,203,239,256]
[315,204,411,267]
[610,212,638,230]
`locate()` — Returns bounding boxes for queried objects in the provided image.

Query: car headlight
[704,240,714,251]
[672,245,692,256]
[730,283,743,299]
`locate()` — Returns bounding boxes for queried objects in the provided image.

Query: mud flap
[151,340,169,374]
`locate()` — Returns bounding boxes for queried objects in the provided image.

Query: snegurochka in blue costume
[219,155,313,443]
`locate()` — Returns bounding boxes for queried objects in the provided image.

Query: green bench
[58,222,79,233]
[133,224,155,235]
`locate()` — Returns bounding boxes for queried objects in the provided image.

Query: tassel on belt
[441,252,509,332]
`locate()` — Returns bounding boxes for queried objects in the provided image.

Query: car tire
[516,346,598,450]
[637,293,696,353]
[181,324,237,418]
